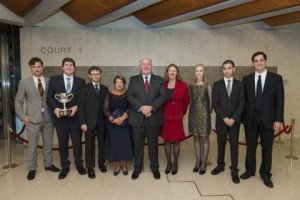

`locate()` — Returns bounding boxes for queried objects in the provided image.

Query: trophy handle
[67,93,74,101]
[55,94,60,101]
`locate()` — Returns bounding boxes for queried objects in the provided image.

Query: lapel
[29,77,40,97]
[138,74,148,95]
[262,72,271,98]
[220,80,230,99]
[249,73,256,100]
[148,74,156,95]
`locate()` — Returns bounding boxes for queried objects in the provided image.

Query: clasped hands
[223,117,235,127]
[54,105,77,118]
[140,105,153,117]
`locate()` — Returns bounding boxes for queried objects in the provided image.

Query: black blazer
[77,82,108,129]
[46,74,85,124]
[127,74,166,127]
[213,79,245,123]
[242,71,284,129]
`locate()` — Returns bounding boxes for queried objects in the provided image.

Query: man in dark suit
[240,52,284,188]
[127,57,166,180]
[15,57,60,180]
[78,66,108,179]
[47,57,86,179]
[211,60,244,184]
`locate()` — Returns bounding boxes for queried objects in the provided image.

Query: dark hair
[251,51,267,62]
[28,57,43,66]
[113,75,126,85]
[222,60,235,68]
[62,57,75,67]
[164,64,183,81]
[88,66,102,75]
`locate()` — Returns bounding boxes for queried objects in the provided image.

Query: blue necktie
[255,75,262,112]
[66,77,71,93]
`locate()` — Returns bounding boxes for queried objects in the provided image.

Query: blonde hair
[192,64,208,85]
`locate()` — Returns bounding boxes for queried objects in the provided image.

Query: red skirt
[161,119,185,141]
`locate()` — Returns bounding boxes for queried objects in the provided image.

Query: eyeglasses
[90,73,100,76]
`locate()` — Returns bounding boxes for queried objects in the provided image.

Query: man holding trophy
[47,57,86,179]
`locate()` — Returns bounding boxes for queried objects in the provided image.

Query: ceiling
[1,0,300,29]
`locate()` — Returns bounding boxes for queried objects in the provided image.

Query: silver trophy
[55,93,74,116]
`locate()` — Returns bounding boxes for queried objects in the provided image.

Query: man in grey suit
[127,57,166,180]
[211,60,244,184]
[15,57,60,180]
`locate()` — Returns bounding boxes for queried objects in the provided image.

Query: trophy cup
[55,93,74,116]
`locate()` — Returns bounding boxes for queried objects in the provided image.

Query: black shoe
[240,171,254,180]
[153,170,161,179]
[87,168,96,179]
[193,166,200,173]
[45,165,61,172]
[122,166,128,176]
[211,165,224,175]
[165,163,172,174]
[58,168,70,179]
[199,164,207,175]
[113,166,121,176]
[77,167,87,175]
[99,165,107,173]
[262,177,274,188]
[131,170,140,180]
[231,173,240,184]
[27,170,36,180]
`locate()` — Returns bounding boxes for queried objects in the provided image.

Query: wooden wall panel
[0,0,41,17]
[264,11,300,26]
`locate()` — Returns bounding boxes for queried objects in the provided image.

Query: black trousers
[216,122,240,173]
[55,121,83,169]
[85,119,106,169]
[132,120,160,172]
[244,112,274,178]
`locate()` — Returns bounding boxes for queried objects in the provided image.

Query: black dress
[103,92,133,162]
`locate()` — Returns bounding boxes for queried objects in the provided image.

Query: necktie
[66,77,71,93]
[145,76,149,94]
[226,79,231,97]
[255,75,262,112]
[37,78,44,97]
[95,84,99,94]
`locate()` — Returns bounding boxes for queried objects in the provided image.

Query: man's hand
[273,121,283,131]
[141,105,153,117]
[23,115,31,126]
[69,105,78,117]
[81,124,88,132]
[54,108,61,118]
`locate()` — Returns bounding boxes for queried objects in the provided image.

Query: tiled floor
[0,130,299,200]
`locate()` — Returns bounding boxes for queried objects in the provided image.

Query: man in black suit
[240,52,284,188]
[47,57,86,179]
[78,66,108,179]
[127,57,166,180]
[211,60,244,184]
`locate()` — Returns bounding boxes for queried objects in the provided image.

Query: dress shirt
[255,70,267,94]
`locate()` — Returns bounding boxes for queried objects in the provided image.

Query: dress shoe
[27,170,36,180]
[99,165,107,173]
[199,164,207,175]
[152,170,161,179]
[45,165,61,172]
[193,166,200,173]
[58,168,70,179]
[113,166,121,176]
[131,170,140,180]
[171,164,178,175]
[165,163,172,174]
[240,171,254,180]
[77,167,87,175]
[231,173,240,184]
[262,177,274,188]
[87,168,96,179]
[211,165,224,175]
[122,166,128,176]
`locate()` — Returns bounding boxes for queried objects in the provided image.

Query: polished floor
[0,131,299,200]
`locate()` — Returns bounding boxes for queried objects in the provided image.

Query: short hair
[113,75,126,85]
[222,60,235,68]
[88,66,102,75]
[28,57,43,66]
[251,51,267,62]
[62,57,75,67]
[164,64,183,81]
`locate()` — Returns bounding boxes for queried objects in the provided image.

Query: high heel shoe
[122,166,128,176]
[113,166,121,176]
[171,164,178,175]
[165,163,172,174]
[193,166,200,173]
[199,164,207,175]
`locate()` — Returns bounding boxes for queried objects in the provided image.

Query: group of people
[15,51,284,189]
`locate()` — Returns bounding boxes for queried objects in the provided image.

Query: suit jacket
[15,76,52,123]
[127,73,166,127]
[77,82,108,129]
[212,79,245,124]
[46,74,85,124]
[163,81,190,120]
[242,71,284,129]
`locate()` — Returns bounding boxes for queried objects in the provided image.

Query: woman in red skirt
[161,64,190,175]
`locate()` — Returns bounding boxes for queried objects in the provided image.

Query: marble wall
[20,28,300,134]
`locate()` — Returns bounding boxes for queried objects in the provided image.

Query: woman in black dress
[103,75,133,176]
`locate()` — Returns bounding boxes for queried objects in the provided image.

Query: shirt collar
[63,74,73,79]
